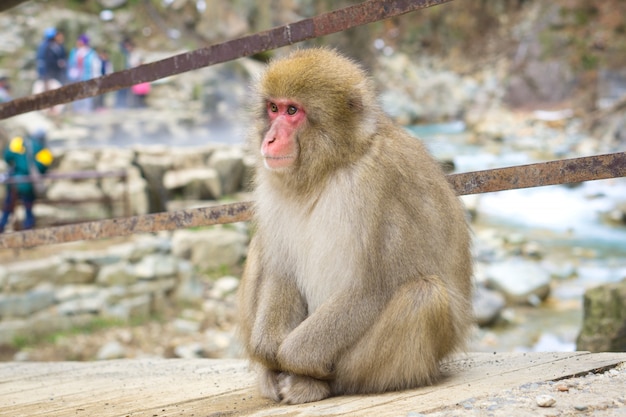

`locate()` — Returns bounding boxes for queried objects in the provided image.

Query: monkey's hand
[276,290,386,379]
[276,326,336,380]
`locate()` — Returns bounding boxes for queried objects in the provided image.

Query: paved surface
[0,352,624,416]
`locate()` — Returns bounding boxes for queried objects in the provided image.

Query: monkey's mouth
[263,155,296,170]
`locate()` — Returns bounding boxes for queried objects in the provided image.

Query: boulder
[96,262,140,286]
[135,148,174,212]
[163,168,222,200]
[0,284,55,318]
[170,147,212,171]
[4,257,64,291]
[577,278,626,352]
[55,262,97,285]
[46,181,104,201]
[96,341,127,360]
[208,147,245,196]
[56,149,99,172]
[132,254,180,280]
[171,227,247,271]
[473,285,506,327]
[485,259,551,305]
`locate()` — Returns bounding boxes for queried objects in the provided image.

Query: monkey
[238,48,473,405]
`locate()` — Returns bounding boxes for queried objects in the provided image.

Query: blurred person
[94,48,113,110]
[32,29,67,114]
[0,130,54,233]
[36,27,56,85]
[0,75,11,103]
[111,37,134,108]
[67,34,101,112]
[130,57,150,108]
[45,30,67,85]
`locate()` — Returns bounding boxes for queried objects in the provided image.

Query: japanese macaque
[238,48,473,405]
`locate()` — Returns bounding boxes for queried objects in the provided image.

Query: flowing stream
[412,122,626,352]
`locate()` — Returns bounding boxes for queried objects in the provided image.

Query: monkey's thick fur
[238,48,473,405]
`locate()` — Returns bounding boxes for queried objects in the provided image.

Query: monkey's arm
[242,239,308,370]
[276,287,387,379]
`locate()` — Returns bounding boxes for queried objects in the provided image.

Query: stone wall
[0,143,255,228]
[0,226,249,345]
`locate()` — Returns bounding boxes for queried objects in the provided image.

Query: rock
[202,298,236,328]
[174,261,203,303]
[57,294,107,315]
[46,181,104,201]
[55,285,100,303]
[209,147,245,196]
[173,318,201,334]
[485,259,551,305]
[62,249,123,267]
[171,228,247,271]
[163,168,222,200]
[577,278,626,352]
[135,148,174,212]
[174,342,204,359]
[377,54,471,123]
[4,257,64,291]
[55,262,97,285]
[170,147,212,170]
[532,333,575,352]
[131,254,179,280]
[0,284,55,318]
[536,394,556,407]
[114,295,151,319]
[472,286,506,327]
[203,328,235,356]
[97,0,127,8]
[209,276,240,299]
[95,166,149,216]
[128,279,177,297]
[97,341,126,360]
[56,149,99,172]
[124,236,172,262]
[96,262,140,286]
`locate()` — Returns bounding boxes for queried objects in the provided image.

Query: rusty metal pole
[0,0,454,119]
[1,152,625,249]
[448,151,626,195]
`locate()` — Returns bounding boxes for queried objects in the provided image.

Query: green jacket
[4,135,53,196]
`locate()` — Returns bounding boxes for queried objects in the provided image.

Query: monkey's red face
[261,99,306,170]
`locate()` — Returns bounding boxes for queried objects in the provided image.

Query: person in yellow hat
[0,130,53,232]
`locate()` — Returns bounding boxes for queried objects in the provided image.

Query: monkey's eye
[269,103,278,113]
[287,105,298,115]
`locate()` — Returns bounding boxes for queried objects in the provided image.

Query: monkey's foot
[258,369,281,402]
[278,373,331,404]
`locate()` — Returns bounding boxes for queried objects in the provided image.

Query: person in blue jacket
[67,34,101,112]
[0,131,54,232]
[36,27,57,82]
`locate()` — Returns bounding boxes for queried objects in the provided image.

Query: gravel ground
[421,361,626,417]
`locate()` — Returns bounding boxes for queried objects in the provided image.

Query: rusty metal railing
[1,152,625,249]
[0,0,625,250]
[0,0,453,119]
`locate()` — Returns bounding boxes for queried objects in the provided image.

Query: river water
[411,123,626,352]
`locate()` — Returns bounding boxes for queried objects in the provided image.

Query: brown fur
[238,48,473,405]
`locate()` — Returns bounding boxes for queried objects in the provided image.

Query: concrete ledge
[0,352,624,416]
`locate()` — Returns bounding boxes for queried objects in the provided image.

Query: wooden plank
[0,352,624,416]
